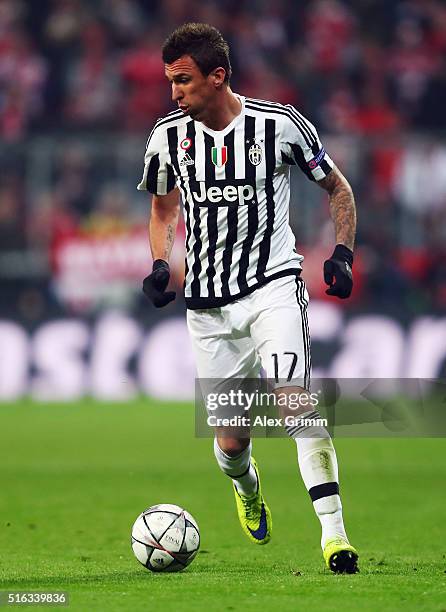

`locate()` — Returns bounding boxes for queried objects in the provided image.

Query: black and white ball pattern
[131,504,200,572]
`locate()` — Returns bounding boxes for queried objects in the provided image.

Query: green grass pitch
[1,399,445,611]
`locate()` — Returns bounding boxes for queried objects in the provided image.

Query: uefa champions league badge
[180,138,193,150]
[308,147,326,169]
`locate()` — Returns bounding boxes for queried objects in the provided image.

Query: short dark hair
[162,23,232,82]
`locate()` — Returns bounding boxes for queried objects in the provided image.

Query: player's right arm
[149,188,180,263]
[138,123,179,307]
[141,189,180,308]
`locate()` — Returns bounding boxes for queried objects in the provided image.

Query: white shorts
[187,274,311,389]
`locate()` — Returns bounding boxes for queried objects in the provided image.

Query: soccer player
[138,23,358,573]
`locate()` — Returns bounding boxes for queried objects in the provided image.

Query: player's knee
[216,437,250,457]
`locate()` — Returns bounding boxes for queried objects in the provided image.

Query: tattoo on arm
[149,190,180,262]
[164,223,175,260]
[318,166,356,251]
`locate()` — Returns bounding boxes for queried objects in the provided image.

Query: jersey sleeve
[137,123,176,195]
[280,105,334,182]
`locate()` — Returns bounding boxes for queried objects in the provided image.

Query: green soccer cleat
[323,537,359,574]
[233,457,272,545]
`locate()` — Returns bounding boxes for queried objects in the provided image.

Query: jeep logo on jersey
[211,146,228,167]
[192,182,255,205]
[248,143,263,166]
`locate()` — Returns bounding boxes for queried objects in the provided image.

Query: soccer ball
[131,504,200,572]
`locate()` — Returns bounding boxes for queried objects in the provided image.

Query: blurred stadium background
[1,0,446,401]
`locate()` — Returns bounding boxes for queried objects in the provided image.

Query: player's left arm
[318,165,356,251]
[279,107,356,298]
[317,165,357,298]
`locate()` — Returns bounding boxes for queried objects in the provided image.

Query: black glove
[142,259,176,308]
[323,244,353,299]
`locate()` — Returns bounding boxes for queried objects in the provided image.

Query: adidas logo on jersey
[180,152,194,167]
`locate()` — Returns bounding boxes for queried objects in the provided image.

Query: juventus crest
[248,143,263,166]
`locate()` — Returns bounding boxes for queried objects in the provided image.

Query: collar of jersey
[198,94,245,137]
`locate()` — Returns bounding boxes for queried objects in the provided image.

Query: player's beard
[189,105,207,121]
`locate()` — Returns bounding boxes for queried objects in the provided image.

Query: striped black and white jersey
[137,95,334,309]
